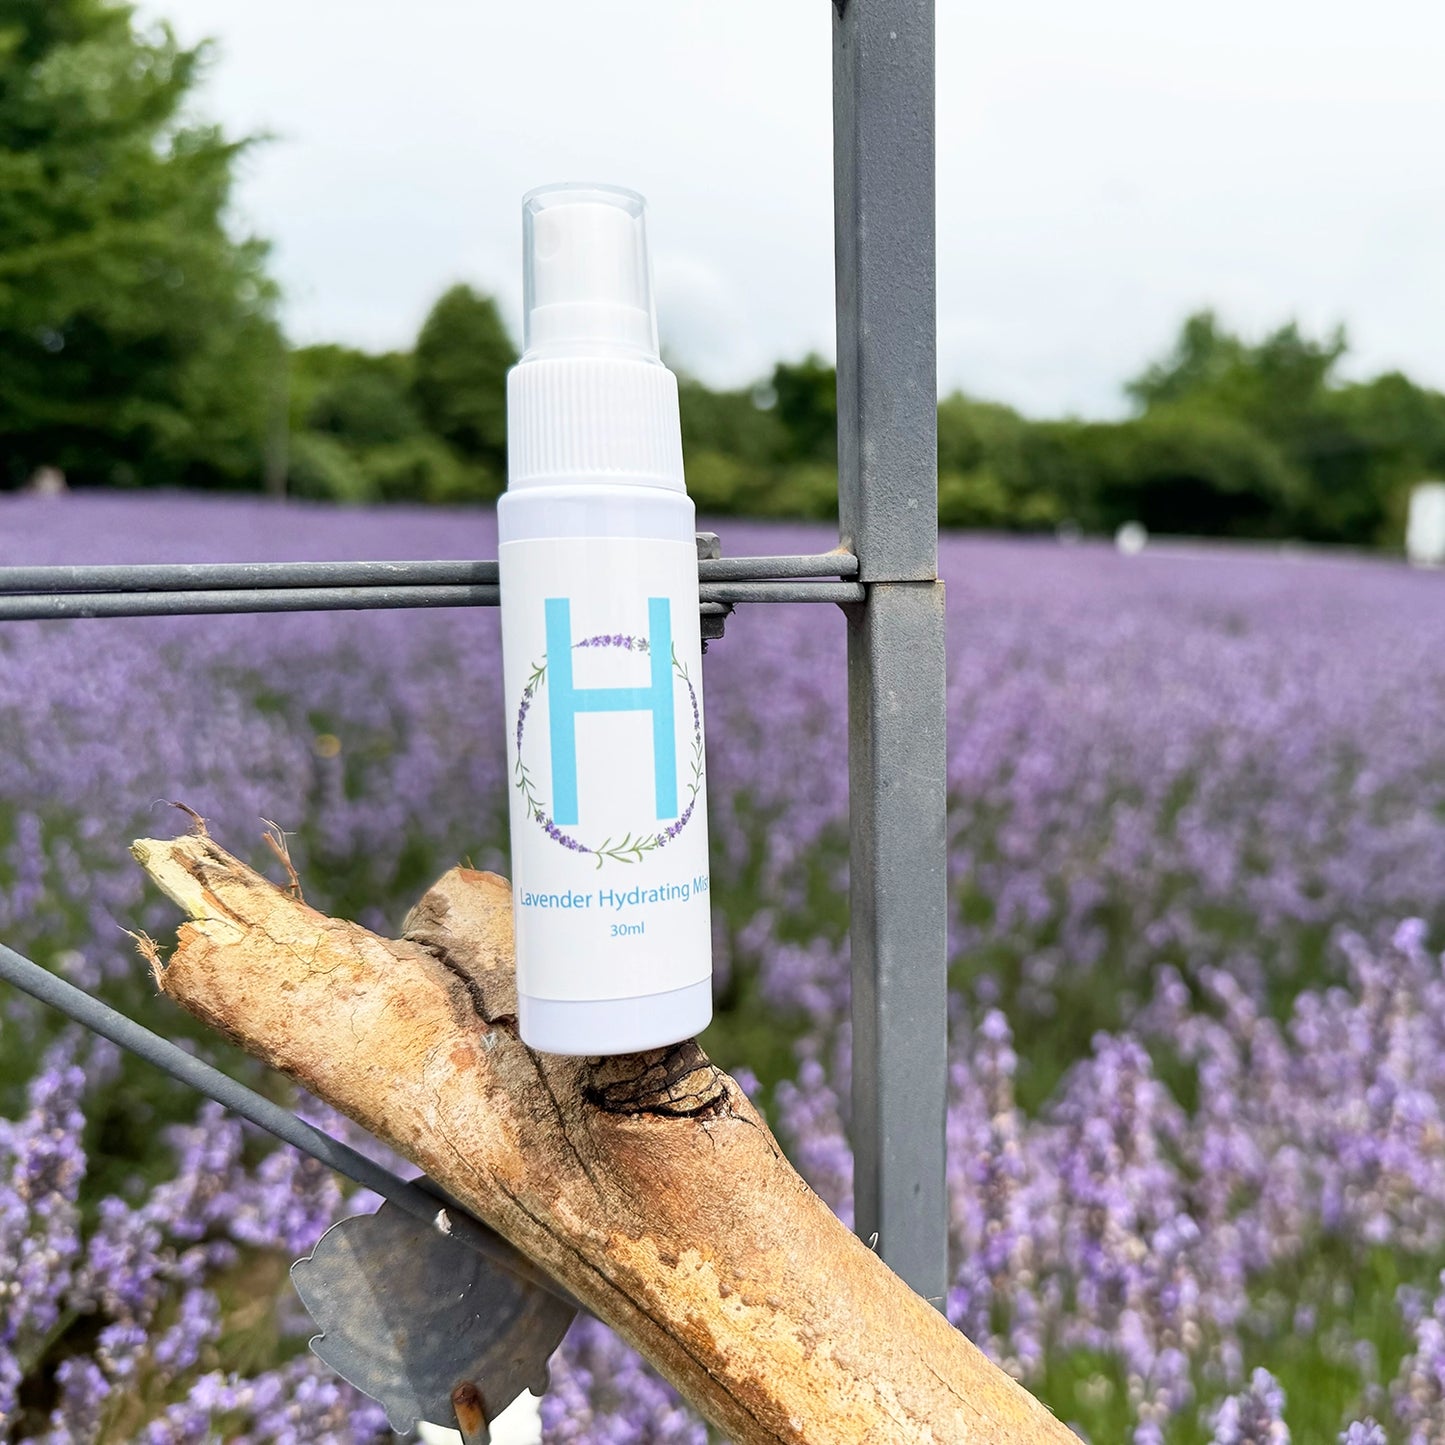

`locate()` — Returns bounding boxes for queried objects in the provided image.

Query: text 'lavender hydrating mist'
[498,183,712,1056]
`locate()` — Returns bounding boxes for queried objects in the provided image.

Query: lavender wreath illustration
[513,633,704,868]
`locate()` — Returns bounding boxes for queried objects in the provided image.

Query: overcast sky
[147,1,1445,418]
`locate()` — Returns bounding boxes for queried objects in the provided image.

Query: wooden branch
[131,833,1077,1445]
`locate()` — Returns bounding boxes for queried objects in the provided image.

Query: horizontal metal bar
[701,551,859,581]
[0,940,577,1309]
[703,580,863,605]
[0,585,500,620]
[0,559,497,594]
[0,580,862,621]
[0,552,858,597]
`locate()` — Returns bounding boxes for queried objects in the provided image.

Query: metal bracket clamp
[696,531,732,645]
[292,1202,576,1442]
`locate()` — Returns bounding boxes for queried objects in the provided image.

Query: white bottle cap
[509,184,685,491]
[522,184,659,361]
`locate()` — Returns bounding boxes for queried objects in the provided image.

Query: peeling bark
[131,833,1078,1445]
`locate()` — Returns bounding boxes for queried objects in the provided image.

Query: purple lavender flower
[542,1316,706,1444]
[1340,1423,1386,1445]
[0,1022,395,1442]
[0,1035,88,1423]
[1391,1269,1445,1444]
[1209,1369,1290,1444]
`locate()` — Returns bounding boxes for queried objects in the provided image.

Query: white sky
[149,0,1445,418]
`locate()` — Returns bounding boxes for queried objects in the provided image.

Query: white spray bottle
[498,183,712,1056]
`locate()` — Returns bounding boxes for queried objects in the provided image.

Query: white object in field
[499,183,712,1057]
[1406,482,1445,566]
[418,1391,542,1445]
[23,465,66,495]
[1115,521,1148,555]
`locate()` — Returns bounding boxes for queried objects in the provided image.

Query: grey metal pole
[833,0,948,1302]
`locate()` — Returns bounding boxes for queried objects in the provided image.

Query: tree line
[8,0,1445,545]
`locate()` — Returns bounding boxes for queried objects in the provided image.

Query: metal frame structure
[0,0,946,1304]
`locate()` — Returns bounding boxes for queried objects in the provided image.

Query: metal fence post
[833,0,948,1302]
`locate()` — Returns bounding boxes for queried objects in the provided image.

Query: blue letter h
[544,598,677,827]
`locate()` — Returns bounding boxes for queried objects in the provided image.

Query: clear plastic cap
[521,183,660,362]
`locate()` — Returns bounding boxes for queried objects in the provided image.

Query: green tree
[0,0,282,488]
[677,374,787,471]
[768,353,837,465]
[291,344,420,449]
[1129,311,1347,425]
[411,284,515,488]
[1127,311,1251,411]
[1074,407,1303,538]
[286,341,491,505]
[677,373,789,514]
[1124,311,1406,541]
[936,393,1067,530]
[1326,372,1445,542]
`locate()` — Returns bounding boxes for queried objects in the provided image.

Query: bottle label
[499,536,712,1002]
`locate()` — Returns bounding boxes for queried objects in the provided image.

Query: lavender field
[4,494,1445,1443]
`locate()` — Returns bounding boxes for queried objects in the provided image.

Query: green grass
[1033,1242,1434,1441]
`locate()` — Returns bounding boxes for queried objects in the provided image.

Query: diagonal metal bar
[0,941,578,1310]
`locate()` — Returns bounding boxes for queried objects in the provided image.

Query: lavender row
[5,496,1445,1440]
[8,927,1444,1442]
[0,1028,393,1443]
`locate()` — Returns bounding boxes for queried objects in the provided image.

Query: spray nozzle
[522,183,659,362]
